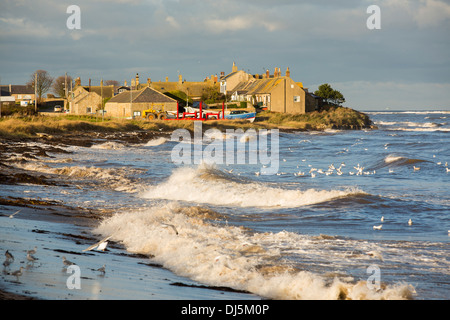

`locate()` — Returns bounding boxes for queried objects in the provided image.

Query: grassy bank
[0,106,372,139]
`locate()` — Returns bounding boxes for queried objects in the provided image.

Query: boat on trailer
[225,110,256,122]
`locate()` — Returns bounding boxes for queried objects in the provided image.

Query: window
[133,111,141,117]
[294,96,301,103]
[86,107,92,113]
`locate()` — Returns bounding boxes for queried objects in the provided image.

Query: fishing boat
[225,110,256,122]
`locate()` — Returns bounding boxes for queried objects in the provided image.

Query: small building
[104,86,178,119]
[0,85,36,106]
[69,83,114,114]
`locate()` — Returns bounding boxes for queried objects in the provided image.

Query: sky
[0,0,449,111]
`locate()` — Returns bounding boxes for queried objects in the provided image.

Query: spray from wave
[95,203,415,300]
[142,164,364,208]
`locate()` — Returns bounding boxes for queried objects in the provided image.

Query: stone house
[104,86,178,119]
[69,83,114,114]
[231,67,317,114]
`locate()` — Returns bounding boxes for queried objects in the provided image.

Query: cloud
[414,0,450,27]
[204,15,283,33]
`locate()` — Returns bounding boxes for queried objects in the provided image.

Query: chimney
[135,73,139,87]
[220,71,225,78]
[89,78,91,92]
[75,77,81,87]
[9,84,12,92]
[266,69,270,78]
[286,67,290,78]
[232,62,238,73]
[124,80,127,87]
[178,74,183,84]
[147,78,151,86]
[274,68,278,77]
[165,76,169,82]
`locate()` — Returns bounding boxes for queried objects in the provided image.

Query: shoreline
[0,130,261,300]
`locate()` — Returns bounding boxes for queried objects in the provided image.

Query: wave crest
[142,165,364,208]
[96,203,415,300]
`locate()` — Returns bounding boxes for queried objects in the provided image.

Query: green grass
[0,106,372,139]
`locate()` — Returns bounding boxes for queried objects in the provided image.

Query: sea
[1,110,449,300]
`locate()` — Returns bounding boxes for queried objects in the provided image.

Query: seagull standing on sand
[373,225,382,230]
[5,250,14,262]
[10,266,24,281]
[408,219,413,226]
[62,256,75,267]
[26,253,38,265]
[381,216,384,222]
[97,264,106,274]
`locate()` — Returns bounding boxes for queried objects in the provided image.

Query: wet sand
[0,131,260,300]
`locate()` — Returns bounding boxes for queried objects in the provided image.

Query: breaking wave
[144,137,168,147]
[13,162,144,192]
[91,141,126,150]
[142,164,364,208]
[95,203,415,300]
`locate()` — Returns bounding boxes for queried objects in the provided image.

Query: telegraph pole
[35,72,38,113]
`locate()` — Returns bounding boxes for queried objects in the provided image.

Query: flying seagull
[82,235,113,252]
[161,223,179,235]
[9,209,22,219]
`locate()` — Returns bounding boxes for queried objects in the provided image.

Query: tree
[314,83,345,106]
[27,70,54,102]
[52,74,73,98]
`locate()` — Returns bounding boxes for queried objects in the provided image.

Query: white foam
[13,162,143,192]
[91,142,125,150]
[142,165,363,208]
[95,203,415,300]
[144,137,168,147]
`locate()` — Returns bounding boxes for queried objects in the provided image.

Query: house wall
[269,77,306,114]
[104,101,178,119]
[72,91,102,114]
[223,71,252,95]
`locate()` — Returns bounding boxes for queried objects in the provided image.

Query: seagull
[5,250,14,261]
[408,219,412,226]
[62,256,75,267]
[3,259,12,268]
[373,225,383,230]
[9,209,22,219]
[413,166,420,171]
[161,223,179,235]
[367,251,384,261]
[381,216,384,222]
[446,168,450,173]
[82,235,113,252]
[26,253,38,265]
[27,246,37,255]
[97,264,106,274]
[10,266,24,281]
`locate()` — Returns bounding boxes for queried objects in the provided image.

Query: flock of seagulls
[372,217,414,231]
[3,247,39,281]
[2,219,114,283]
